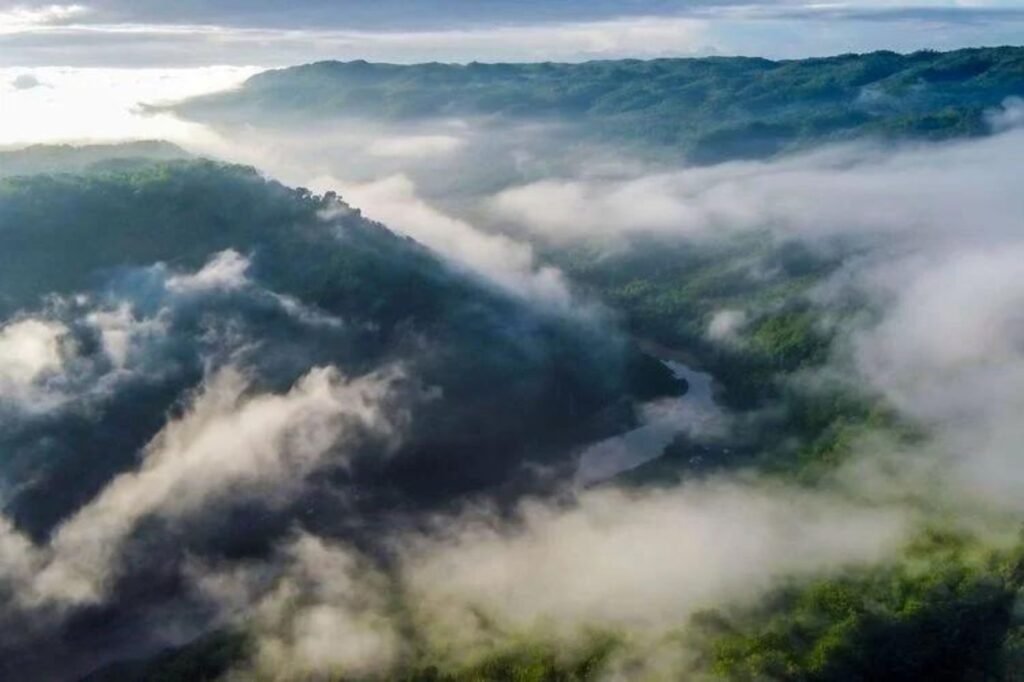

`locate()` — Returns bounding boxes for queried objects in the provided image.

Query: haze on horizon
[1,0,1023,68]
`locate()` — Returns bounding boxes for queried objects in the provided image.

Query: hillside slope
[0,159,677,678]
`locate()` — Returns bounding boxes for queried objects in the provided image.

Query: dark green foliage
[694,532,1024,682]
[554,232,908,480]
[400,638,617,682]
[88,536,1024,682]
[0,159,310,315]
[0,158,688,678]
[176,47,1024,162]
[0,158,678,536]
[624,349,688,401]
[750,311,828,370]
[0,141,190,178]
[553,233,839,410]
[80,634,618,682]
[80,631,251,682]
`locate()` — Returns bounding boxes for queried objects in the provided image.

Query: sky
[0,0,1023,67]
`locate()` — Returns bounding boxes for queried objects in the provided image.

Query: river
[574,358,723,486]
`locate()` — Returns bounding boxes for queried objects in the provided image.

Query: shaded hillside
[0,159,678,678]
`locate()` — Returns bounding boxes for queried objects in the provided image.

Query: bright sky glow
[0,66,256,147]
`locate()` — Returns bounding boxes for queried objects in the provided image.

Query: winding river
[575,359,722,486]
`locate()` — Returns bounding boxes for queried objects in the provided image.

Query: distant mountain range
[173,46,1024,162]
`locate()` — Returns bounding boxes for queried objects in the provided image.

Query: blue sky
[0,1,1022,66]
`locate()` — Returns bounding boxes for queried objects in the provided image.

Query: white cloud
[0,16,713,67]
[490,132,1024,245]
[85,302,166,369]
[0,317,65,387]
[197,533,401,679]
[322,173,575,310]
[707,309,747,343]
[485,124,1024,524]
[0,317,68,410]
[10,71,39,88]
[187,477,907,677]
[0,3,88,34]
[399,480,908,658]
[848,245,1024,512]
[367,134,465,159]
[0,362,401,609]
[986,96,1024,133]
[2,3,1022,66]
[166,249,250,294]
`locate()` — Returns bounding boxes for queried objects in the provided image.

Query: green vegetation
[554,232,896,479]
[397,638,618,682]
[0,158,682,531]
[553,233,840,405]
[79,532,1024,682]
[692,531,1024,682]
[0,141,189,178]
[176,47,1024,162]
[82,634,619,682]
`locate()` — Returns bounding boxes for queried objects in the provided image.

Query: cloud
[397,480,908,664]
[0,317,68,409]
[986,96,1024,133]
[195,533,401,679]
[846,244,1024,513]
[166,248,250,294]
[484,121,1024,526]
[6,1,1022,31]
[0,251,337,423]
[490,131,1024,245]
[3,2,1023,66]
[0,318,66,388]
[171,75,1024,534]
[322,173,576,310]
[0,360,401,611]
[183,476,908,678]
[0,248,411,614]
[483,124,1024,522]
[706,309,747,343]
[367,134,465,159]
[0,3,88,33]
[84,302,166,369]
[0,15,713,67]
[9,72,39,88]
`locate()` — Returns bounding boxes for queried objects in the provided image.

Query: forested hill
[174,46,1024,162]
[0,158,682,677]
[0,141,189,177]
